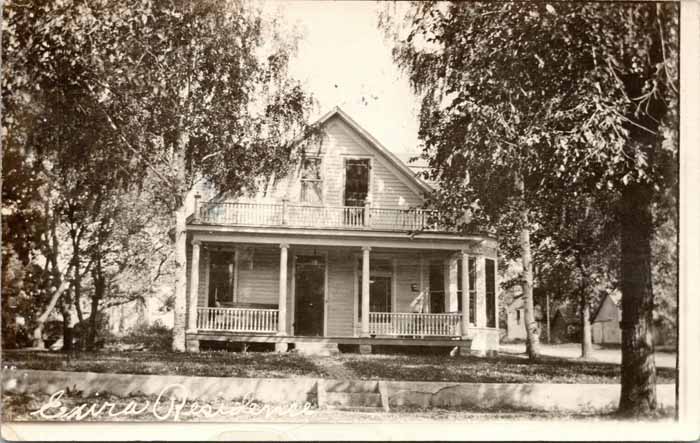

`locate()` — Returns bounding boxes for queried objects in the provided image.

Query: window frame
[342,156,373,207]
[300,155,323,204]
[354,256,394,323]
[485,258,496,328]
[207,249,238,306]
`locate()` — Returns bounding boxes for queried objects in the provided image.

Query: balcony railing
[194,201,448,232]
[368,312,462,337]
[196,307,278,333]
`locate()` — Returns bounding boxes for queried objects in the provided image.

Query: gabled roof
[315,106,433,196]
[552,304,578,324]
[592,293,621,323]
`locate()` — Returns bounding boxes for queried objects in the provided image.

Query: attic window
[300,157,322,204]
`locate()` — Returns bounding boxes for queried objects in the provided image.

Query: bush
[73,313,115,350]
[117,321,172,351]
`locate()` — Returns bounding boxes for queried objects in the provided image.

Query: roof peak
[313,106,432,195]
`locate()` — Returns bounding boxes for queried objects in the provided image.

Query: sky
[272,1,423,165]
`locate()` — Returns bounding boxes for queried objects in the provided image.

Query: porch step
[324,380,379,393]
[293,342,339,356]
[323,392,383,409]
[319,380,388,411]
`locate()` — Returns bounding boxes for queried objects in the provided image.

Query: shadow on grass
[338,353,677,384]
[3,349,330,379]
[3,349,676,384]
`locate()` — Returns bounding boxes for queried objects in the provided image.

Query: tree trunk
[171,120,190,351]
[515,173,540,360]
[31,267,73,349]
[172,204,188,351]
[87,258,104,351]
[580,293,594,360]
[60,298,73,352]
[73,260,84,324]
[618,181,657,416]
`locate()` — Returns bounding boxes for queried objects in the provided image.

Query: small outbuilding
[550,304,579,344]
[505,295,542,340]
[591,293,622,344]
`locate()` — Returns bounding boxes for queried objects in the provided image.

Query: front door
[294,256,325,336]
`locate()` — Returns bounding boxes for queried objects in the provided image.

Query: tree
[536,191,619,359]
[3,0,317,351]
[382,2,678,415]
[68,0,316,351]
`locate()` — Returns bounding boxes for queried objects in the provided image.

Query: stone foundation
[359,344,372,355]
[185,338,200,352]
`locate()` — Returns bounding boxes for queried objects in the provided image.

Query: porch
[183,233,500,354]
[194,306,463,338]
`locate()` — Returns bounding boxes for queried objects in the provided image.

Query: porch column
[278,243,289,335]
[476,256,487,327]
[187,240,201,332]
[460,251,470,336]
[446,256,458,312]
[361,246,371,337]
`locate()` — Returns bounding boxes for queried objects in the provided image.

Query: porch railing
[196,201,446,232]
[368,312,462,337]
[196,307,279,333]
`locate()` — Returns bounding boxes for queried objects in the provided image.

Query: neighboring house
[550,304,580,344]
[181,107,500,354]
[591,293,622,345]
[505,295,543,340]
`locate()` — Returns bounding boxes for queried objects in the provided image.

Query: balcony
[192,201,453,233]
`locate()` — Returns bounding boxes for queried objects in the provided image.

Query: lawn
[2,349,677,384]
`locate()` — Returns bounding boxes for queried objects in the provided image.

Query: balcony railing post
[363,200,371,227]
[281,198,289,225]
[193,194,201,223]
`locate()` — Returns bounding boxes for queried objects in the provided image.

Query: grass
[2,349,677,384]
[2,349,325,379]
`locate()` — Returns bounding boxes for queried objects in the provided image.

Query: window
[468,257,477,324]
[456,257,477,324]
[300,157,322,203]
[429,260,445,313]
[344,159,370,207]
[357,258,392,319]
[486,258,496,327]
[208,251,236,306]
[516,309,522,325]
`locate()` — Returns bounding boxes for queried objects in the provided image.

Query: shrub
[118,321,172,350]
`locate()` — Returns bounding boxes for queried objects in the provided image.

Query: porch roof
[188,224,497,255]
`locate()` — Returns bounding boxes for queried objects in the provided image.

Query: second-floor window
[300,157,322,204]
[344,158,370,207]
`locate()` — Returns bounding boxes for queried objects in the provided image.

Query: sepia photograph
[0,0,696,440]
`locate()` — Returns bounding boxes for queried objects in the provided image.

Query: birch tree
[3,0,316,351]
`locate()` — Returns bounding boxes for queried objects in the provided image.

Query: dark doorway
[294,256,325,336]
[429,260,445,313]
[208,251,235,306]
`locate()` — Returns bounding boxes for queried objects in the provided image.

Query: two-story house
[183,107,500,354]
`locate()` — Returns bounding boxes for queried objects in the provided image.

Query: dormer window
[300,156,323,204]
